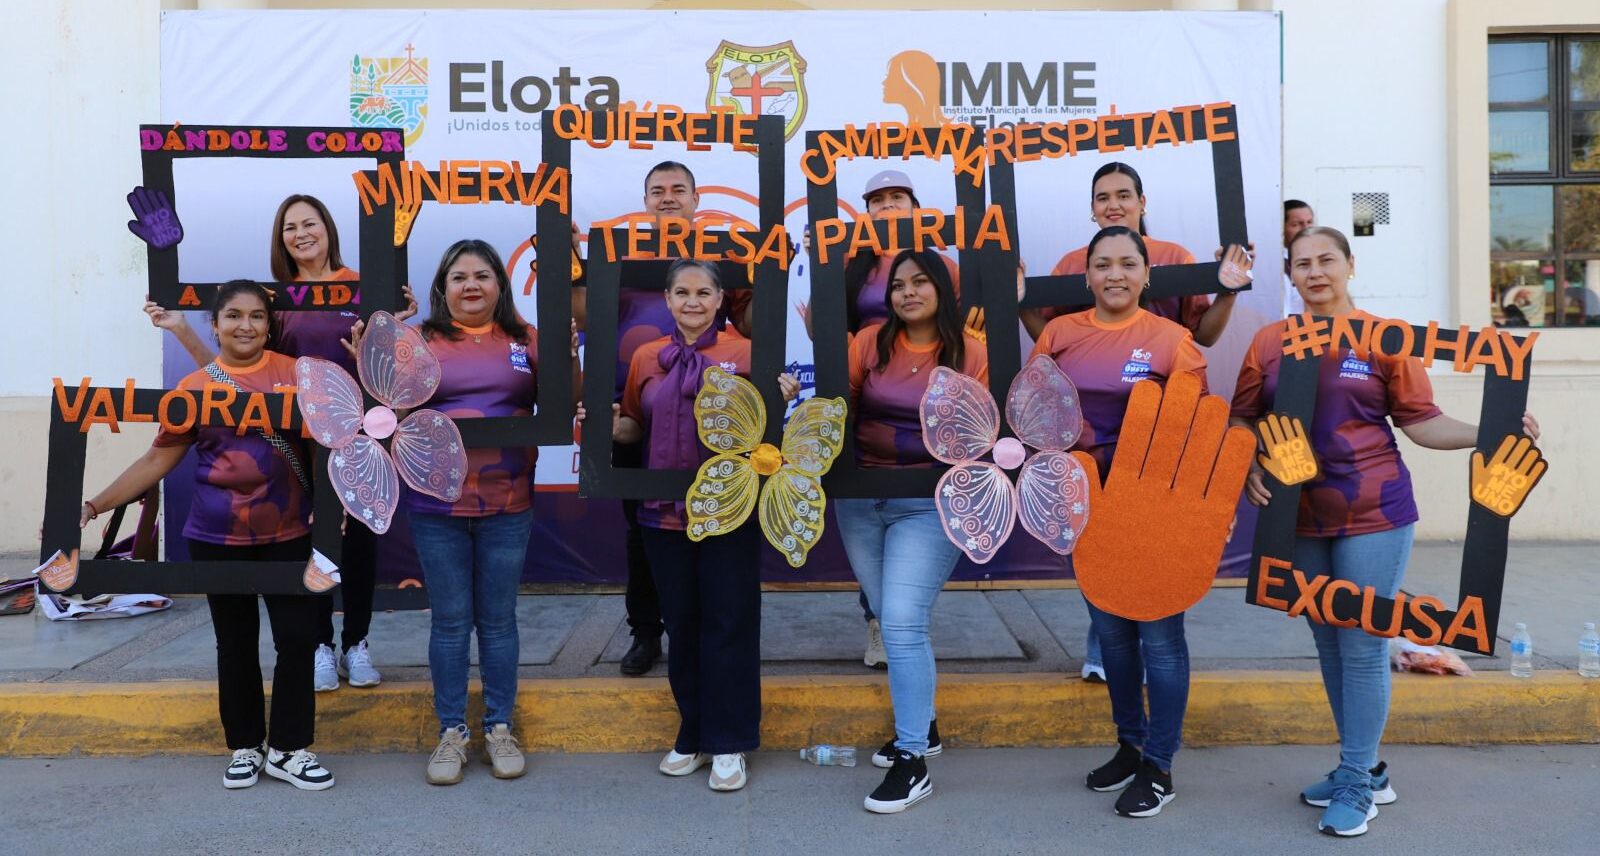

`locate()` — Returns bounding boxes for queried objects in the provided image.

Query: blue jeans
[409,509,533,734]
[1086,602,1189,771]
[835,497,962,755]
[1295,524,1414,776]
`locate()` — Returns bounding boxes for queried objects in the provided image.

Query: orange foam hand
[1070,373,1256,621]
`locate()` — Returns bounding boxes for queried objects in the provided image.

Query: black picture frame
[40,387,343,595]
[140,124,405,315]
[1245,318,1535,655]
[801,126,1003,499]
[990,105,1251,316]
[564,112,788,499]
[363,153,576,447]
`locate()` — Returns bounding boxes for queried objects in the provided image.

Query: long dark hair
[1091,162,1148,236]
[270,194,346,281]
[844,191,923,332]
[874,249,964,372]
[1084,226,1151,310]
[210,280,278,347]
[420,239,529,344]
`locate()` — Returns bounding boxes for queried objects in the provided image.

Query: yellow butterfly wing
[781,395,848,477]
[686,453,759,542]
[759,464,826,568]
[694,366,765,455]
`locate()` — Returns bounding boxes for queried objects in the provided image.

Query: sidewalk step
[3,671,1596,757]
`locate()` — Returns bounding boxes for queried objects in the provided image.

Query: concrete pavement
[3,745,1596,855]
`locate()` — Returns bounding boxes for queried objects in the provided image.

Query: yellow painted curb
[1,671,1596,757]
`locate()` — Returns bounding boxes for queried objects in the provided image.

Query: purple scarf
[647,325,720,473]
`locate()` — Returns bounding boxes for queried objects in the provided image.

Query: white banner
[160,8,1282,488]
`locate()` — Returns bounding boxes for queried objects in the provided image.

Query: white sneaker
[659,749,710,776]
[223,745,264,789]
[864,619,887,669]
[314,644,339,692]
[338,639,382,688]
[1081,662,1107,684]
[264,748,335,791]
[709,753,747,791]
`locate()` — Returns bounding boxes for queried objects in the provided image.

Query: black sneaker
[1086,741,1142,792]
[264,748,335,791]
[620,635,662,676]
[1114,760,1175,818]
[871,719,941,768]
[864,750,932,814]
[223,745,264,789]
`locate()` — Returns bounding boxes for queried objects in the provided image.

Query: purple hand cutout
[126,186,183,250]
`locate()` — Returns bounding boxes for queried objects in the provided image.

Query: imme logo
[705,40,808,141]
[350,44,430,147]
[882,49,1097,130]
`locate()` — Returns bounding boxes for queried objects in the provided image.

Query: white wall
[1279,0,1451,325]
[0,1,165,396]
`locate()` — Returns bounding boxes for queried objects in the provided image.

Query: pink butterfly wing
[934,461,1017,564]
[920,366,999,465]
[358,311,441,410]
[294,357,363,449]
[1006,354,1083,452]
[391,409,468,503]
[328,435,400,534]
[1016,450,1092,555]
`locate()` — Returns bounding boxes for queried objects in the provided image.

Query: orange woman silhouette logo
[883,50,950,126]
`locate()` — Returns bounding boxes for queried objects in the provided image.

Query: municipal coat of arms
[350,44,429,147]
[705,41,808,141]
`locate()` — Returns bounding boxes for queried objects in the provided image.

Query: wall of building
[1,0,1593,553]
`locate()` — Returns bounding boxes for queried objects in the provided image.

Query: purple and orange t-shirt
[854,253,962,329]
[621,329,751,531]
[272,267,362,372]
[1231,310,1442,538]
[1029,309,1208,475]
[407,322,541,518]
[1041,237,1212,333]
[848,325,989,468]
[611,267,752,401]
[153,351,312,546]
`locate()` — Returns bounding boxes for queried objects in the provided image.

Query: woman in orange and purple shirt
[396,239,576,787]
[90,281,333,792]
[147,193,409,694]
[836,249,987,814]
[605,259,798,793]
[1231,226,1540,837]
[1027,225,1207,819]
[1020,162,1246,347]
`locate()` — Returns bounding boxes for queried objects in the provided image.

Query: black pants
[189,537,319,752]
[316,520,376,650]
[615,440,663,639]
[640,522,761,755]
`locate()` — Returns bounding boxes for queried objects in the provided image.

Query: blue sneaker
[1317,768,1378,837]
[1302,760,1395,807]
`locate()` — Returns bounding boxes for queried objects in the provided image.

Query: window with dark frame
[1489,35,1600,328]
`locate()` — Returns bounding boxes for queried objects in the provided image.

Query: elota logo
[451,62,621,113]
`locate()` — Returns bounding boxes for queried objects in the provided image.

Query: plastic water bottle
[1509,623,1534,678]
[799,745,857,767]
[1579,623,1600,678]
